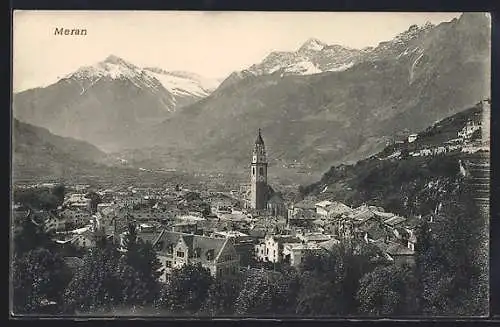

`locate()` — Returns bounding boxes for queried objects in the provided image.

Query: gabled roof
[152,229,229,264]
[385,242,415,256]
[268,192,284,204]
[269,235,301,244]
[327,202,352,216]
[350,208,376,224]
[383,216,407,227]
[318,238,340,251]
[372,240,414,256]
[315,200,333,208]
[138,231,162,244]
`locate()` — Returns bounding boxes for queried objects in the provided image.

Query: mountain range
[12,13,490,183]
[13,56,221,151]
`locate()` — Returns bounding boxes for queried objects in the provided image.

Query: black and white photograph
[10,11,491,318]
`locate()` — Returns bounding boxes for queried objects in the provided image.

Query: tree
[120,223,163,306]
[12,248,72,314]
[51,184,66,207]
[414,183,487,316]
[234,268,297,316]
[234,269,276,315]
[14,188,60,211]
[356,264,419,316]
[14,214,54,257]
[85,191,102,213]
[159,263,214,314]
[201,272,243,316]
[63,236,124,313]
[296,244,379,316]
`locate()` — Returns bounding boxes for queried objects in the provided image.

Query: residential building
[152,230,240,281]
[315,200,333,217]
[282,242,321,267]
[255,234,301,263]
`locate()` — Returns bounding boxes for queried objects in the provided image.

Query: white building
[408,134,418,143]
[255,234,301,263]
[315,200,333,217]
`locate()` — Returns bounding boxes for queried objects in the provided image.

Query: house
[383,215,407,228]
[56,230,95,249]
[152,230,240,281]
[213,231,256,267]
[315,200,333,217]
[171,222,199,234]
[289,200,316,219]
[408,134,418,143]
[372,239,415,266]
[255,234,301,263]
[282,242,321,267]
[295,232,333,244]
[317,238,341,252]
[326,202,353,219]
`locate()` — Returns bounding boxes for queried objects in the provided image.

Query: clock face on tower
[257,175,266,182]
[253,155,257,162]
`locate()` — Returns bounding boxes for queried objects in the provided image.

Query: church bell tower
[250,129,268,210]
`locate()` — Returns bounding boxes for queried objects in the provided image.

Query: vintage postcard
[11,11,491,318]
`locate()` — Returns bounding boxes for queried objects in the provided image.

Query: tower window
[259,167,264,176]
[252,167,255,175]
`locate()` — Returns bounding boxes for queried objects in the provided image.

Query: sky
[13,11,462,92]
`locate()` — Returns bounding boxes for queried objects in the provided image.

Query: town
[13,100,490,286]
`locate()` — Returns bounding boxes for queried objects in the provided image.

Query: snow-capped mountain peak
[238,38,360,79]
[68,55,147,81]
[63,55,221,109]
[143,67,221,99]
[298,38,328,52]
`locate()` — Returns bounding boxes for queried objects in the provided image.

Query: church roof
[255,129,265,145]
[268,192,284,204]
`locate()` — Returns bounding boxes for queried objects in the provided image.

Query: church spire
[255,128,265,145]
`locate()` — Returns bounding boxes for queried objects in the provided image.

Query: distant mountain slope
[13,118,110,180]
[134,13,489,177]
[299,100,489,217]
[12,118,192,186]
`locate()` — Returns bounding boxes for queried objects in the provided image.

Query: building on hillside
[152,230,240,281]
[408,134,418,143]
[458,120,481,139]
